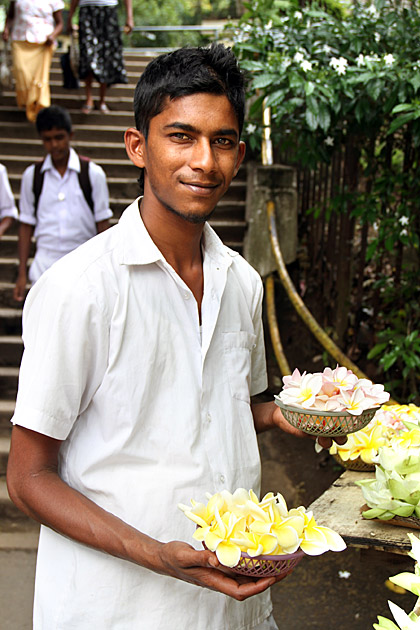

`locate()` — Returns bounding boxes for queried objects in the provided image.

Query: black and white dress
[78,0,127,86]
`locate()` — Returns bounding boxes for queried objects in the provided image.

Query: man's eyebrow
[163,122,239,139]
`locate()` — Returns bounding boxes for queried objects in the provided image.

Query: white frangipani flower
[324,136,334,146]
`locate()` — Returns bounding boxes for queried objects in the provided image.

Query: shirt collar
[41,147,80,173]
[117,197,237,268]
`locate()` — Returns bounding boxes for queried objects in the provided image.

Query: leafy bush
[228,0,420,402]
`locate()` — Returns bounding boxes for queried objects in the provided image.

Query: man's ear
[124,127,146,168]
[233,140,246,177]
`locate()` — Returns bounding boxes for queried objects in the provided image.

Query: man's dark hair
[133,44,245,191]
[36,105,73,135]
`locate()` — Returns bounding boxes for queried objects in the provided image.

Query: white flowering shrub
[228,0,420,403]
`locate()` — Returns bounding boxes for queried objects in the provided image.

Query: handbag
[0,41,13,91]
[60,50,79,89]
[60,32,80,89]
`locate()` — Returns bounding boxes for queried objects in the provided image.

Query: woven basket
[202,542,305,578]
[274,397,378,437]
[332,453,375,472]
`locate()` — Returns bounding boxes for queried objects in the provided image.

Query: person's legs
[98,83,109,112]
[82,73,94,114]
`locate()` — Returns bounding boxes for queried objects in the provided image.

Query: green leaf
[304,81,315,96]
[367,342,388,360]
[305,109,318,131]
[252,74,277,89]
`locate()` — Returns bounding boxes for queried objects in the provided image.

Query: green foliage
[228,0,420,400]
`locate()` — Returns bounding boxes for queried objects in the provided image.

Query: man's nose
[189,139,216,172]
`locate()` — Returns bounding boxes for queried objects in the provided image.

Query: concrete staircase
[0,49,248,542]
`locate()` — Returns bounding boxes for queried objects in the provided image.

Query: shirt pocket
[223,330,257,402]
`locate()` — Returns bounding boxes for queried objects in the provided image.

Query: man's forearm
[16,222,34,274]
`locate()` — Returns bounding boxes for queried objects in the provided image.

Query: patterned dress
[78,5,127,85]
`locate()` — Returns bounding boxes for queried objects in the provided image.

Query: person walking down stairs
[2,0,64,122]
[13,105,112,301]
[67,0,134,114]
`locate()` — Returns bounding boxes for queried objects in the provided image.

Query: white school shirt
[19,147,112,282]
[11,0,64,43]
[12,199,272,630]
[0,163,18,220]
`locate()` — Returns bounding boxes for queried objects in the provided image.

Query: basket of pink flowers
[275,366,390,437]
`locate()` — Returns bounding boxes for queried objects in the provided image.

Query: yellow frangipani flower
[180,489,346,568]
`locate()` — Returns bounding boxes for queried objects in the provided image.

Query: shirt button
[206,413,212,423]
[211,290,216,300]
[220,474,226,484]
[184,292,190,300]
[58,192,65,201]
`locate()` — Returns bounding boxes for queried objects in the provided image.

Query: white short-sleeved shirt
[0,163,18,220]
[11,0,64,43]
[19,147,112,282]
[12,199,272,629]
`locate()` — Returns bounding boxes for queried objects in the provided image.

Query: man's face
[40,127,72,164]
[130,93,245,224]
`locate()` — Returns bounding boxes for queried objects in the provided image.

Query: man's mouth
[181,181,220,195]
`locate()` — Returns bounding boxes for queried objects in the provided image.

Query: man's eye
[214,138,233,146]
[171,133,190,140]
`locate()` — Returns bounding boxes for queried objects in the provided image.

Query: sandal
[81,103,93,115]
[98,102,110,113]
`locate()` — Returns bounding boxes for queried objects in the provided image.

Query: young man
[13,105,112,301]
[7,45,342,629]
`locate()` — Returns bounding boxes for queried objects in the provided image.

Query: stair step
[0,335,23,366]
[0,435,10,475]
[0,258,18,284]
[0,478,36,526]
[0,367,19,398]
[0,308,22,336]
[0,138,130,160]
[0,400,15,432]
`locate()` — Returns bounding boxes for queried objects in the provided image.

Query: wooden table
[308,470,416,556]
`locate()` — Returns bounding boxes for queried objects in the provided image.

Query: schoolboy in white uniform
[13,105,112,300]
[7,45,343,629]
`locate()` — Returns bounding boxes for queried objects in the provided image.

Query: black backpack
[32,155,94,215]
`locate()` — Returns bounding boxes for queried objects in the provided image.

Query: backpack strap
[32,155,95,216]
[32,160,45,217]
[78,155,94,214]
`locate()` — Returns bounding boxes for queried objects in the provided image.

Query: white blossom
[330,56,348,76]
[324,136,334,146]
[400,228,408,237]
[367,4,379,16]
[356,54,365,67]
[294,11,303,20]
[399,216,409,226]
[300,60,312,72]
[384,54,395,66]
[246,123,257,134]
[323,44,332,54]
[294,52,305,63]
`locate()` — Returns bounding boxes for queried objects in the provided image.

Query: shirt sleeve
[51,1,65,11]
[18,165,37,226]
[250,272,268,396]
[89,161,113,223]
[11,264,110,440]
[0,164,18,220]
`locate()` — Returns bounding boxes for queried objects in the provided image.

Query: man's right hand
[155,541,280,601]
[14,272,27,302]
